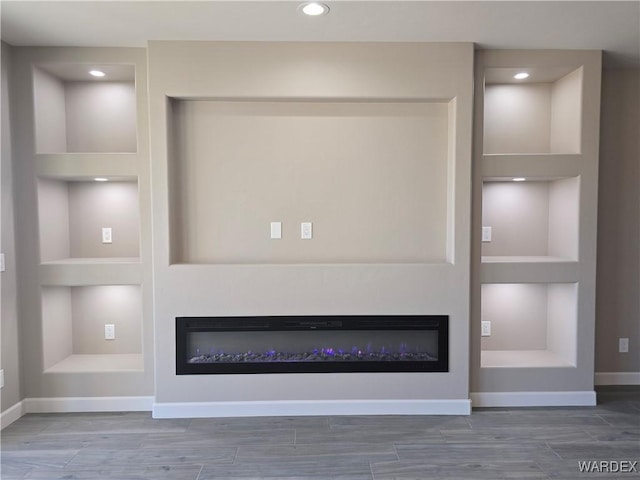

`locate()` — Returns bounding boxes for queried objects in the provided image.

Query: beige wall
[596,68,640,373]
[65,81,137,153]
[41,286,73,370]
[71,286,142,355]
[548,176,580,260]
[484,83,552,154]
[151,42,473,406]
[550,68,582,154]
[1,42,22,414]
[481,283,548,351]
[482,182,550,257]
[33,67,67,153]
[171,99,450,264]
[37,178,71,262]
[68,181,140,258]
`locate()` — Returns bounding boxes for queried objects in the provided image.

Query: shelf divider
[39,261,142,286]
[482,153,583,179]
[35,153,139,179]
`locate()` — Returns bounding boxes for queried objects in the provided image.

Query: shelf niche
[483,67,583,155]
[37,178,140,263]
[42,285,143,373]
[481,283,577,368]
[482,177,579,262]
[33,63,137,153]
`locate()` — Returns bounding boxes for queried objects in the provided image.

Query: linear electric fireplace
[176,315,448,374]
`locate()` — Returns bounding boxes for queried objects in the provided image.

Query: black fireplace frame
[176,315,448,375]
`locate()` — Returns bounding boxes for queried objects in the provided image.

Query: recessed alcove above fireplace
[176,315,448,375]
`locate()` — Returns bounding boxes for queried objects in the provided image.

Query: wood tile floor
[1,388,638,479]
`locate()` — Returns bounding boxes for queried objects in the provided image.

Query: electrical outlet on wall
[301,222,312,240]
[0,369,4,389]
[482,226,492,242]
[102,227,113,244]
[481,321,492,337]
[619,337,629,353]
[105,324,115,340]
[270,222,282,239]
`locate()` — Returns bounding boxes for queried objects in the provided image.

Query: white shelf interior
[481,283,577,368]
[41,257,141,265]
[38,178,140,262]
[33,63,137,153]
[41,285,143,372]
[481,350,573,368]
[482,178,579,261]
[481,256,575,263]
[45,354,143,373]
[483,66,583,155]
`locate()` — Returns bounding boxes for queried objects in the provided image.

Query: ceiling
[1,1,639,68]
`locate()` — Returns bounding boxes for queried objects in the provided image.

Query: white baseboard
[24,396,154,413]
[1,401,25,430]
[153,399,472,418]
[470,391,596,407]
[595,372,640,386]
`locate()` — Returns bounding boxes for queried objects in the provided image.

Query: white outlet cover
[105,324,115,340]
[482,226,492,242]
[270,222,282,239]
[481,321,491,337]
[102,227,113,244]
[619,337,629,353]
[301,222,312,240]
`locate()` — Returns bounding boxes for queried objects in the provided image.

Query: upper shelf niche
[483,66,583,155]
[33,63,137,154]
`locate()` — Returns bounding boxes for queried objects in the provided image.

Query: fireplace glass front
[176,315,448,374]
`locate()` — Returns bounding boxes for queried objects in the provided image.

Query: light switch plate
[102,227,113,244]
[482,226,492,242]
[0,253,4,272]
[104,324,115,340]
[301,222,312,240]
[270,222,282,239]
[481,321,492,337]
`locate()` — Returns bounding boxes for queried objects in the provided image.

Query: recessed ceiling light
[514,72,530,80]
[94,177,108,182]
[512,177,526,182]
[89,70,106,77]
[299,2,329,16]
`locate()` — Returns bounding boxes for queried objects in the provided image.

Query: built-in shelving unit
[32,58,146,375]
[472,50,601,406]
[13,47,152,401]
